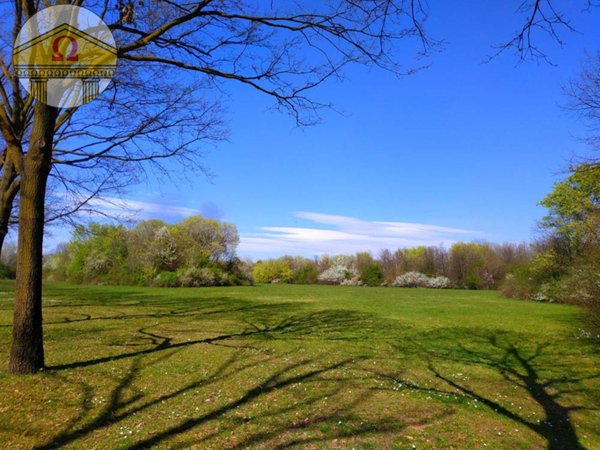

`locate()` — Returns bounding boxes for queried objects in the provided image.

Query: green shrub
[0,260,16,279]
[465,272,480,290]
[556,256,600,333]
[360,263,384,286]
[293,264,319,284]
[178,267,216,287]
[499,265,536,300]
[153,271,180,287]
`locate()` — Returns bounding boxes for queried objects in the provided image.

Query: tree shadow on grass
[41,295,302,327]
[376,331,599,450]
[48,306,399,371]
[36,312,448,449]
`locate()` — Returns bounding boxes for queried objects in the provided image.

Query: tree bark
[0,150,20,256]
[9,104,57,374]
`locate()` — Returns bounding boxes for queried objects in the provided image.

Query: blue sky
[45,2,600,258]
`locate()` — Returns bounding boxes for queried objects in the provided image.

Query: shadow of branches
[36,308,436,448]
[374,331,599,449]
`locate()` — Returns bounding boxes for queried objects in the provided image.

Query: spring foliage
[44,216,251,286]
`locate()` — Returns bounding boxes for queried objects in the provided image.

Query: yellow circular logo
[13,5,117,108]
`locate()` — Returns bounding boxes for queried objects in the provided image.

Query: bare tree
[488,0,598,64]
[564,52,600,152]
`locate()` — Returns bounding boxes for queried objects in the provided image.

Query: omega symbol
[52,35,79,62]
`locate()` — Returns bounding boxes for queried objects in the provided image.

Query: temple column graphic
[82,78,100,104]
[30,78,48,104]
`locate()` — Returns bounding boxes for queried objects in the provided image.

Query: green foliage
[501,163,600,327]
[540,163,600,253]
[0,260,15,279]
[63,224,129,284]
[292,262,319,284]
[447,242,515,289]
[172,216,239,267]
[178,267,218,287]
[153,271,180,287]
[44,216,245,287]
[448,242,485,289]
[499,265,537,300]
[252,259,293,283]
[360,263,384,286]
[552,246,600,332]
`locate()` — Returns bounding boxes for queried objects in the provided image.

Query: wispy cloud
[239,211,482,257]
[86,196,203,219]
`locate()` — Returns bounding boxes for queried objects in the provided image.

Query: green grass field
[0,281,598,449]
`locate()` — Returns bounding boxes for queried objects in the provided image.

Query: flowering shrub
[427,276,452,289]
[392,272,451,288]
[341,277,364,286]
[392,271,430,287]
[318,265,356,284]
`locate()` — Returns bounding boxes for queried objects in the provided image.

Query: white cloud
[86,196,203,219]
[239,212,482,257]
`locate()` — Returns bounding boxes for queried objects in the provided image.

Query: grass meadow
[0,281,598,449]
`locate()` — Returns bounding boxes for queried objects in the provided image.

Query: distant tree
[172,216,239,266]
[63,224,128,283]
[0,241,16,279]
[564,52,600,152]
[448,243,485,289]
[148,226,179,273]
[280,256,319,285]
[355,252,375,275]
[540,162,600,255]
[127,219,170,279]
[378,249,398,283]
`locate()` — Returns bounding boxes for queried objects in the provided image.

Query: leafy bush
[153,271,180,287]
[252,259,293,283]
[292,262,319,284]
[499,273,532,299]
[555,256,600,332]
[0,260,15,279]
[360,263,384,286]
[178,267,217,287]
[392,271,430,288]
[499,262,559,301]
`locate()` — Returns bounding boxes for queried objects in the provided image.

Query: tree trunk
[9,104,57,374]
[0,152,20,256]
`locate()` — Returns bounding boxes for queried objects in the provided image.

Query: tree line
[40,216,252,287]
[252,243,532,289]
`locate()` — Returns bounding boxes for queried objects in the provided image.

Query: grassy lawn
[0,281,598,449]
